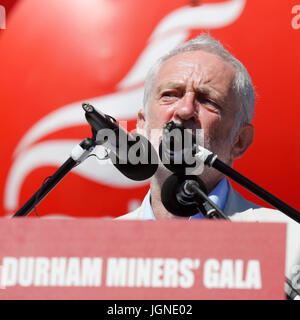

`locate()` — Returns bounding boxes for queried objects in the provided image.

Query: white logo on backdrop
[0,5,6,30]
[4,0,246,212]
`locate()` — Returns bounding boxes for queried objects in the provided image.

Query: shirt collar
[141,177,229,220]
[142,190,156,220]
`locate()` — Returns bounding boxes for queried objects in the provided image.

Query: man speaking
[116,34,300,293]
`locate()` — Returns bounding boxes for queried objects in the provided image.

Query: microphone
[158,121,212,175]
[161,173,229,219]
[82,103,158,181]
[161,173,208,217]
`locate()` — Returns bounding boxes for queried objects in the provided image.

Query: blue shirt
[142,177,229,220]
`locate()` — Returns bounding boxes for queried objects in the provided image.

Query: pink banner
[0,218,286,299]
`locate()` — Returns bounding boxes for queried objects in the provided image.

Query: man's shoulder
[225,184,295,224]
[224,183,259,216]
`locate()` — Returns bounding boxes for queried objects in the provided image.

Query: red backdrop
[0,0,299,218]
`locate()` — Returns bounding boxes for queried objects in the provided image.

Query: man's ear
[230,124,254,160]
[136,108,146,135]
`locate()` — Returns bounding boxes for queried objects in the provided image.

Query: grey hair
[143,34,255,133]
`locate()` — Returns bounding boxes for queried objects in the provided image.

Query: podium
[0,218,286,300]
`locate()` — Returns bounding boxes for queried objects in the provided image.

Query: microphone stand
[203,154,300,223]
[13,104,104,217]
[13,102,121,217]
[13,136,96,217]
[181,179,229,220]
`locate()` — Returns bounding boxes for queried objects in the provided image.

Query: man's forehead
[155,50,236,85]
[153,50,236,100]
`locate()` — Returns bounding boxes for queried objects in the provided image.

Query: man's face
[143,50,238,164]
[137,50,255,192]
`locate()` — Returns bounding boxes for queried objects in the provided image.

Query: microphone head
[82,103,158,181]
[83,103,113,133]
[110,133,159,181]
[161,173,207,217]
[159,121,198,174]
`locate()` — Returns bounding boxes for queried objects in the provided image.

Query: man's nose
[173,93,195,122]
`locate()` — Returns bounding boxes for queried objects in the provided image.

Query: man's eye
[159,91,179,102]
[198,95,211,104]
[162,91,177,97]
[198,96,220,110]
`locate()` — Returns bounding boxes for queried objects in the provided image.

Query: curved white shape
[151,0,246,40]
[14,87,144,156]
[5,140,147,211]
[118,0,246,89]
[118,31,188,89]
